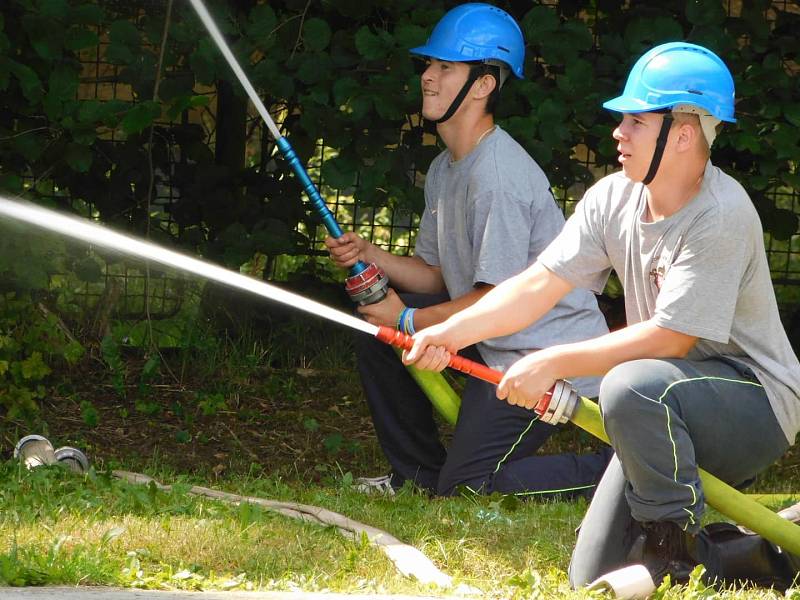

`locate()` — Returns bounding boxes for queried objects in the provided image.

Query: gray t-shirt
[538,162,800,443]
[414,126,609,396]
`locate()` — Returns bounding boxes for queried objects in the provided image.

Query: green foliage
[138,353,160,396]
[100,333,126,398]
[322,432,344,454]
[97,332,167,413]
[1,0,795,258]
[80,399,99,426]
[0,229,87,418]
[198,392,227,416]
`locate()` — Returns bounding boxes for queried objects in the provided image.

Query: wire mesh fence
[17,0,800,320]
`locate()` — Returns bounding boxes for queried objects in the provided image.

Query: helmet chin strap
[642,112,673,185]
[434,68,484,124]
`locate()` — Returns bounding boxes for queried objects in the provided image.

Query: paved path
[0,589,443,599]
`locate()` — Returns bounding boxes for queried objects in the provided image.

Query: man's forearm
[542,320,698,380]
[442,263,573,347]
[366,247,445,295]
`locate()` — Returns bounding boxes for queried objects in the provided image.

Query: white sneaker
[778,500,800,523]
[354,474,396,495]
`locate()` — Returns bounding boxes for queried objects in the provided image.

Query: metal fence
[24,0,800,320]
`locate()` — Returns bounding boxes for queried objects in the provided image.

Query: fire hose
[12,435,454,588]
[0,194,799,558]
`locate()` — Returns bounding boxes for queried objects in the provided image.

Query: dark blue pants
[356,293,611,497]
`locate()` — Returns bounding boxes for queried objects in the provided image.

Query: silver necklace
[475,125,496,146]
[449,125,496,165]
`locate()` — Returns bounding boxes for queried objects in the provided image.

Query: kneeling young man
[406,42,800,585]
[326,3,611,497]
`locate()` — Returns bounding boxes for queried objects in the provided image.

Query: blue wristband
[396,308,406,331]
[401,307,411,334]
[406,308,417,335]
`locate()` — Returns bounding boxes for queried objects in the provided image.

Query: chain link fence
[24,0,800,321]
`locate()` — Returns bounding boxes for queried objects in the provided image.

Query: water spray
[186,0,387,306]
[0,196,374,336]
[0,196,491,387]
[3,195,798,557]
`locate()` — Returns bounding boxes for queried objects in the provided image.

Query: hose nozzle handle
[375,326,576,422]
[376,326,503,385]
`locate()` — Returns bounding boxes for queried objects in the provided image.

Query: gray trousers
[569,357,790,587]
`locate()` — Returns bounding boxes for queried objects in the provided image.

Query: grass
[1,313,798,598]
[0,458,797,598]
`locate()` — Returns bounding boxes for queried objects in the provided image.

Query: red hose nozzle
[374,326,579,422]
[376,326,501,386]
[346,263,388,305]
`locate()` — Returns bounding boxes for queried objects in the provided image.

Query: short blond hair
[672,104,721,152]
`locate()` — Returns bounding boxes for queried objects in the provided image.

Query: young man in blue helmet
[404,41,800,587]
[325,3,611,497]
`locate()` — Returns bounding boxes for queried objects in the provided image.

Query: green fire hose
[405,362,800,556]
[404,361,461,426]
[570,395,800,555]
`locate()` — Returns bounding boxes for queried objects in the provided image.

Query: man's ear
[674,120,699,153]
[473,73,497,100]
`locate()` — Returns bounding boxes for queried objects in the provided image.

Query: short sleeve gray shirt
[414,127,609,396]
[538,163,800,443]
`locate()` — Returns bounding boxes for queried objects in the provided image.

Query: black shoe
[628,521,698,586]
[695,522,800,591]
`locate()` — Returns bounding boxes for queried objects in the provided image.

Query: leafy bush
[0,293,84,419]
[2,0,795,256]
[0,226,90,418]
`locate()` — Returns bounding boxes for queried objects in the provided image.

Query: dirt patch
[1,361,389,483]
[2,354,798,492]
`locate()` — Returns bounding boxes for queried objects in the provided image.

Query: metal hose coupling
[345,262,389,305]
[535,380,579,425]
[14,434,57,469]
[54,446,90,474]
[13,435,90,474]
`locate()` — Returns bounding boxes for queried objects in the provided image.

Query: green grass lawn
[0,457,797,599]
[1,318,799,599]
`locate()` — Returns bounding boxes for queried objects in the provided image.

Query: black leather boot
[627,521,698,586]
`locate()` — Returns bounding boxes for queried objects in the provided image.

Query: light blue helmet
[410,3,525,79]
[603,42,736,123]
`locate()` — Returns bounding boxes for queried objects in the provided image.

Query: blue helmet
[410,3,525,79]
[603,42,736,123]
